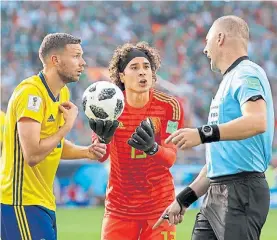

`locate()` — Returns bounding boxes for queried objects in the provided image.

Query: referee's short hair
[39,33,81,64]
[214,15,249,45]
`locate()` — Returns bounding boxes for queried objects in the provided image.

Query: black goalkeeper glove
[127,118,159,155]
[89,119,119,144]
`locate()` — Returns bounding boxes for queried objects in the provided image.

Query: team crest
[148,117,161,134]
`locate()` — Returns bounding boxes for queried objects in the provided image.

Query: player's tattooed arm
[89,119,119,144]
[128,118,159,155]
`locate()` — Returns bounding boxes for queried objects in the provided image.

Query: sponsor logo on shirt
[118,121,125,129]
[47,114,55,122]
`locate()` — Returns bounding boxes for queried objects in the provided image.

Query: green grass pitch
[57,207,277,239]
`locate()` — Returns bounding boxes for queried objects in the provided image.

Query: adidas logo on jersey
[118,121,125,129]
[47,114,55,122]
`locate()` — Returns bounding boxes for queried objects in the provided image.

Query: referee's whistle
[152,214,169,229]
[162,214,169,220]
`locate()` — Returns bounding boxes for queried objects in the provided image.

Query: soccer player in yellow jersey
[0,33,107,240]
[0,110,5,156]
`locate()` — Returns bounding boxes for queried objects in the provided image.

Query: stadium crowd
[1,1,277,163]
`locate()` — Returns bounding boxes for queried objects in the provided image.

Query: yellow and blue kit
[0,72,70,240]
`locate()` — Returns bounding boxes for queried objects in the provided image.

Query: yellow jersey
[0,110,5,145]
[0,72,70,211]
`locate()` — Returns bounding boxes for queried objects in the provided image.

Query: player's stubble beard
[57,63,79,84]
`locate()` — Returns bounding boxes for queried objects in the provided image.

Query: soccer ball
[82,81,125,120]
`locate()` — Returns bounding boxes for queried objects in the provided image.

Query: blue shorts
[1,204,57,240]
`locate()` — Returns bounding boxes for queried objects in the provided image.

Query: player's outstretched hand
[89,119,119,144]
[128,118,158,155]
[165,128,201,150]
[87,139,107,159]
[152,200,186,229]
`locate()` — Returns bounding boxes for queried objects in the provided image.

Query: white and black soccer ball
[82,81,125,121]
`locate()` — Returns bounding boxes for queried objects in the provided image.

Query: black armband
[197,125,220,144]
[247,95,264,102]
[176,187,198,210]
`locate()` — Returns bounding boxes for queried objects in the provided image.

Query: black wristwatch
[197,124,220,144]
[201,125,213,137]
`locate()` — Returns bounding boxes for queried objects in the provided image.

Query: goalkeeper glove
[128,118,159,155]
[89,119,119,144]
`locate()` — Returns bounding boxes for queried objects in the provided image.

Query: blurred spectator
[1,1,277,163]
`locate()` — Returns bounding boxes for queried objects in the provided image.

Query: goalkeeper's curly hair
[108,41,161,91]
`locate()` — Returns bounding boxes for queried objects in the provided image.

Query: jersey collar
[223,56,249,76]
[38,71,60,102]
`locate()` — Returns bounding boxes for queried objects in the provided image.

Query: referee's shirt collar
[223,56,249,76]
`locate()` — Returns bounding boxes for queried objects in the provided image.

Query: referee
[153,15,274,240]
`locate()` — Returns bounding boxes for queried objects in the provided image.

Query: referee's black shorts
[192,172,270,240]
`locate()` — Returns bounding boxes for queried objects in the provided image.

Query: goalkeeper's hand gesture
[128,118,159,155]
[89,119,119,144]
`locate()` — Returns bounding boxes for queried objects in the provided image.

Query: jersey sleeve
[231,71,266,107]
[15,85,45,123]
[0,111,5,143]
[162,97,185,137]
[152,97,185,168]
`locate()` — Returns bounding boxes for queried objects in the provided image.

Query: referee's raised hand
[165,128,201,150]
[152,200,186,229]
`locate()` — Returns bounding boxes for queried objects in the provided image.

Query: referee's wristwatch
[201,125,213,137]
[197,124,220,143]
